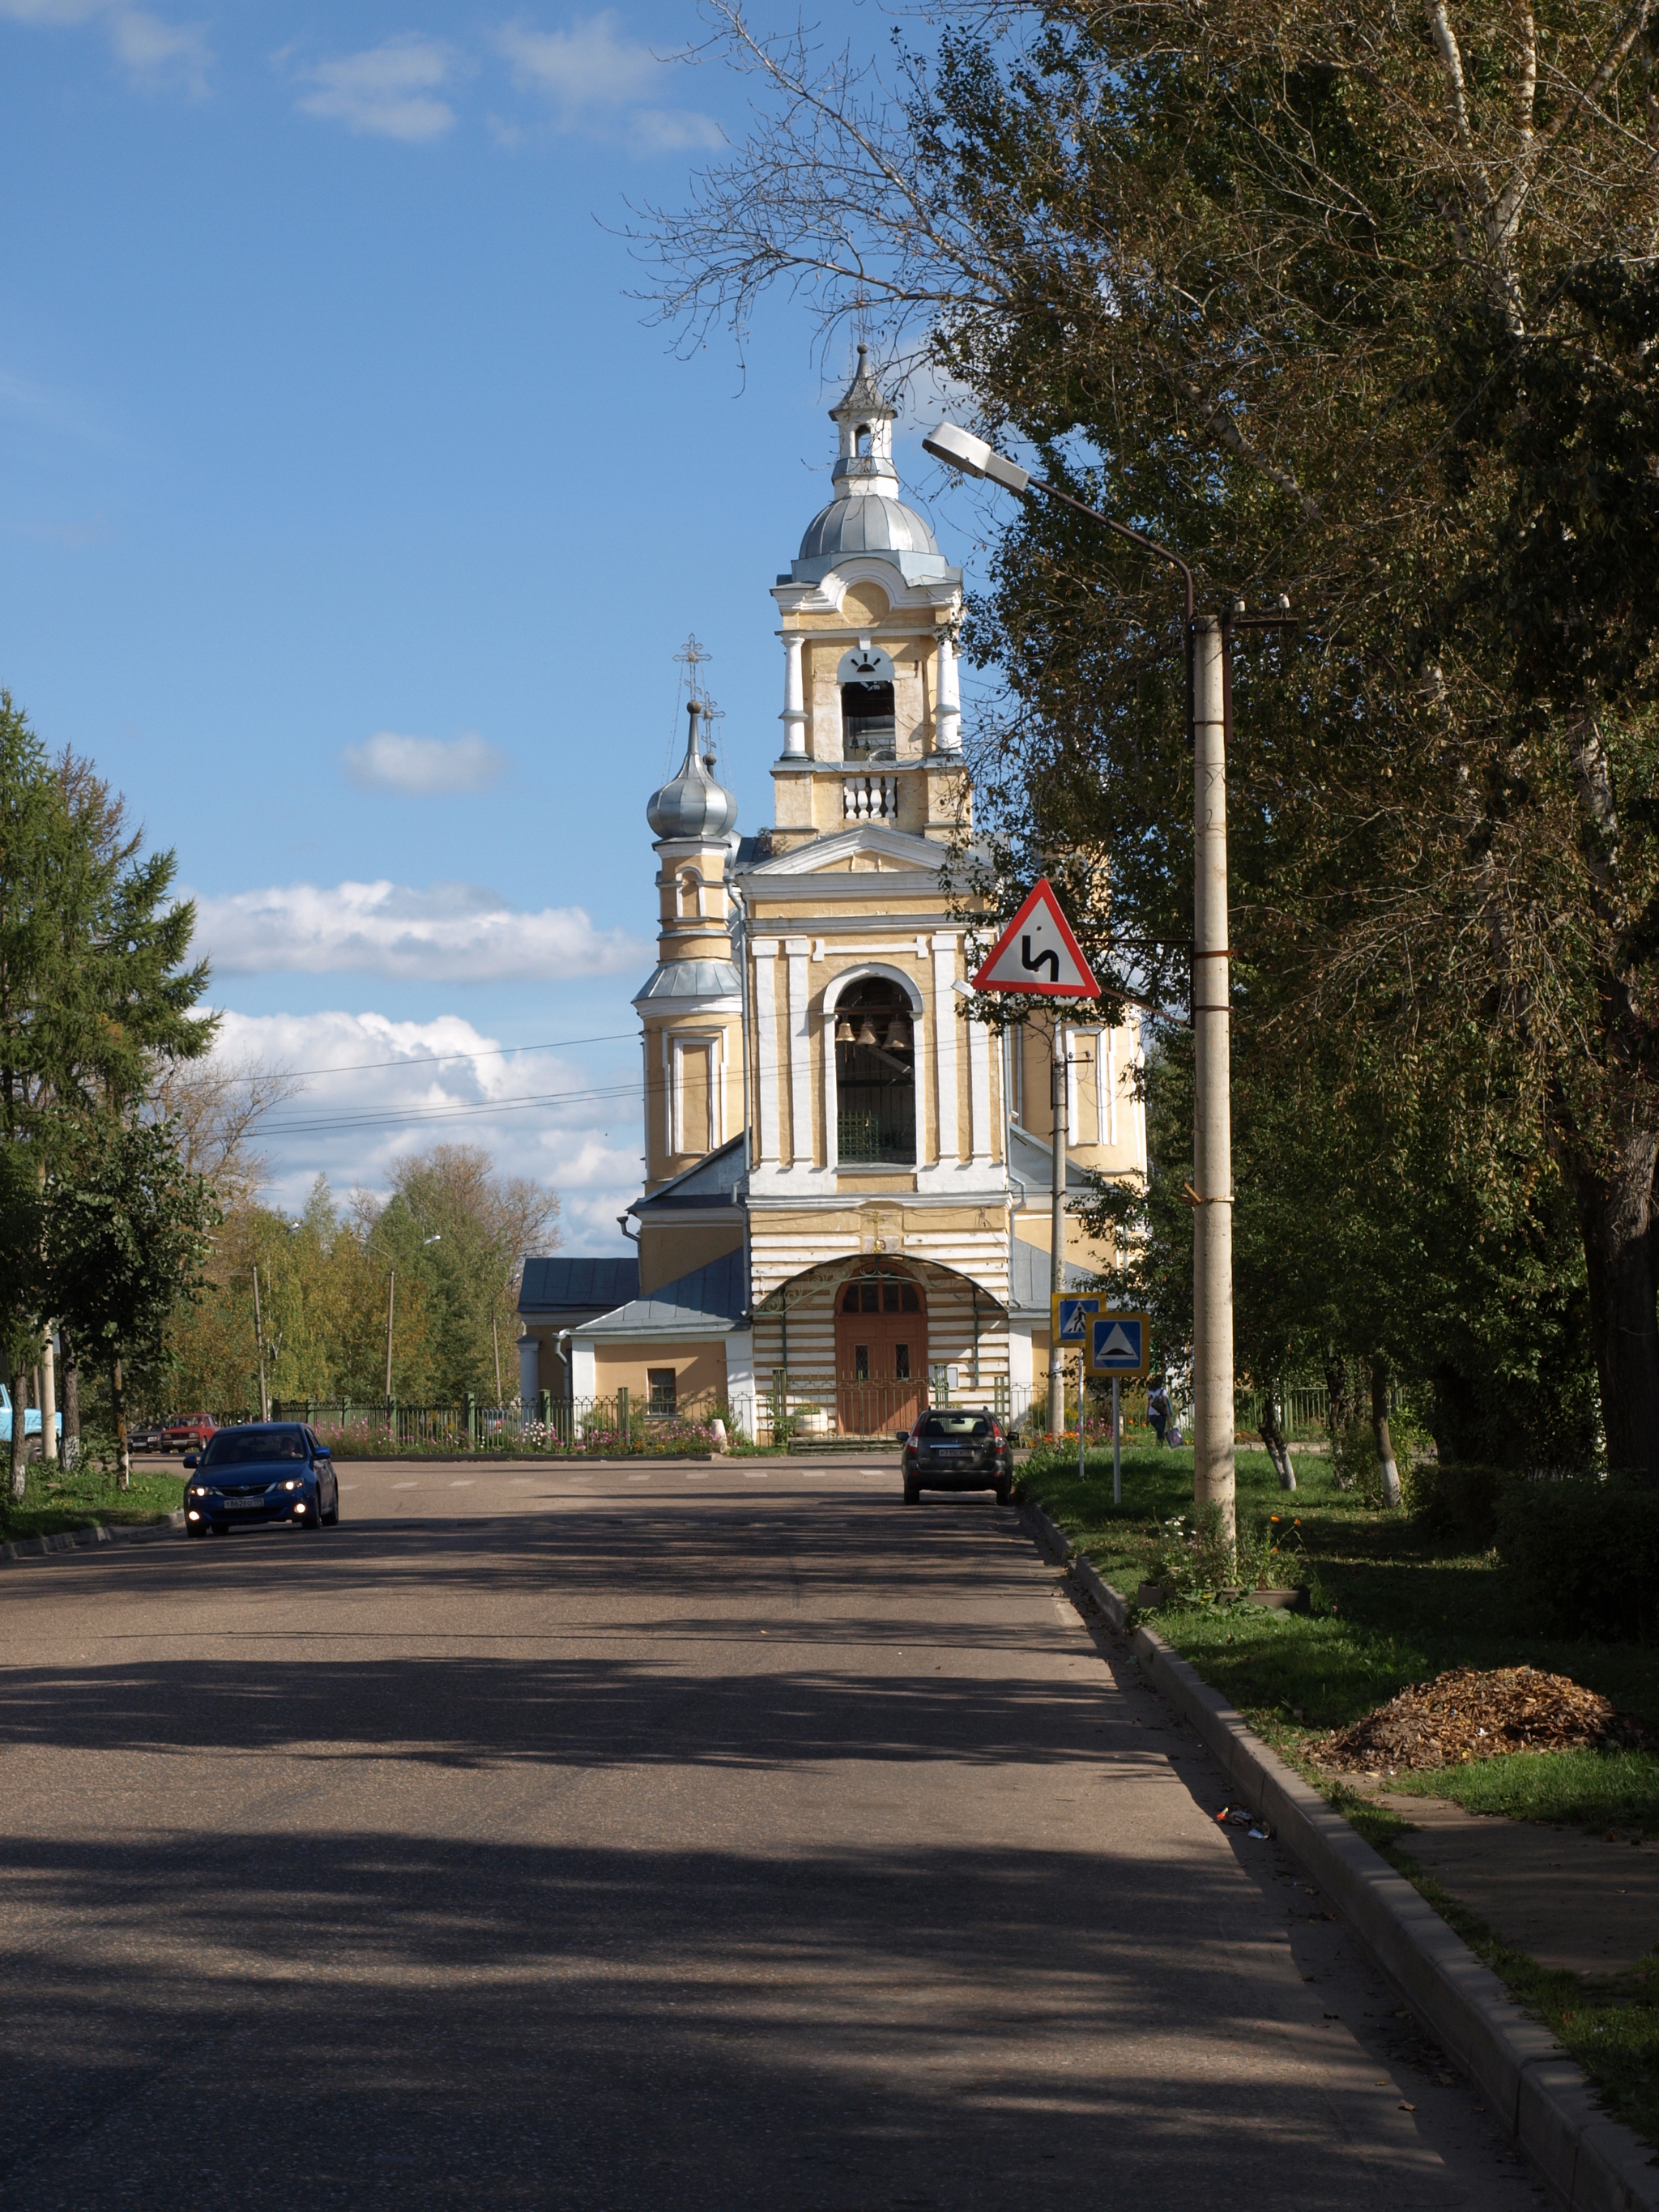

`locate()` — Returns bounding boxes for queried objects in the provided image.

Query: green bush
[1495,1475,1659,1640]
[1402,1459,1504,1543]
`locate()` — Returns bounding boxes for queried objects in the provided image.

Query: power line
[261,1078,646,1139]
[258,1029,636,1084]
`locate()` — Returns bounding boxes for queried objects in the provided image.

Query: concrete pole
[252,1263,270,1424]
[1047,1016,1068,1437]
[1192,616,1235,1545]
[41,1327,57,1465]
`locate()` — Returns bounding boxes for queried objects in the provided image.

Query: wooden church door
[834,1268,927,1436]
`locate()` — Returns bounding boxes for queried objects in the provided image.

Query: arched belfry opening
[838,642,897,761]
[834,978,915,1164]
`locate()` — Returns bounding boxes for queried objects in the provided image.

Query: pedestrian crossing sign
[1086,1312,1149,1377]
[1051,1294,1101,1347]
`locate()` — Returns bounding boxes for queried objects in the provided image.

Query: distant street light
[923,420,1287,1544]
[385,1236,443,1400]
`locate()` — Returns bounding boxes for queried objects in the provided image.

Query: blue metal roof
[573,1247,747,1339]
[633,1135,744,1213]
[518,1257,640,1318]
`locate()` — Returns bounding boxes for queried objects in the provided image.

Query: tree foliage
[640,0,1659,1469]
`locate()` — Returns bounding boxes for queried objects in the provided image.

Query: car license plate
[221,1497,267,1511]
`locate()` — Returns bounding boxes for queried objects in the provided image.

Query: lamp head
[923,421,1032,495]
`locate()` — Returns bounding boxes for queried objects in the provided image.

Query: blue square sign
[1052,1294,1100,1345]
[1087,1314,1148,1375]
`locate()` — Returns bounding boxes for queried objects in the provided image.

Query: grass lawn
[2,1459,183,1541]
[1018,1442,1659,2147]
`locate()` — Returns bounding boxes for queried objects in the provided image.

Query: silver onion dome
[646,701,740,842]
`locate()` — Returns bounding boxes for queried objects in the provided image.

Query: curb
[0,1510,185,1564]
[1022,1501,1659,2212]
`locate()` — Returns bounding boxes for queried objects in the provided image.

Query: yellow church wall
[591,1343,729,1410]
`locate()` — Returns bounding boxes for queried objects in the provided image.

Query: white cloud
[0,0,208,91]
[203,1008,642,1248]
[342,731,506,796]
[629,105,724,152]
[493,12,719,147]
[294,34,459,143]
[188,879,650,983]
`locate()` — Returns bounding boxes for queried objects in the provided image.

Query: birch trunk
[1371,1355,1402,1508]
[1259,1381,1297,1491]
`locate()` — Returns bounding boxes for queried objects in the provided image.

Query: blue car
[182,1422,340,1539]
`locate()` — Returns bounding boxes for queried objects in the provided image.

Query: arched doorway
[834,1265,926,1436]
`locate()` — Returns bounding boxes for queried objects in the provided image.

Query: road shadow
[0,1831,1461,2212]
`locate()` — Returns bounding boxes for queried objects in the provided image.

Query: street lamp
[923,418,1241,1542]
[385,1234,441,1400]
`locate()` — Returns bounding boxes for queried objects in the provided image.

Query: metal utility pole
[385,1269,396,1399]
[1047,1018,1068,1437]
[1191,619,1234,1541]
[252,1264,270,1422]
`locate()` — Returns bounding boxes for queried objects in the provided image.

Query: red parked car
[161,1413,218,1454]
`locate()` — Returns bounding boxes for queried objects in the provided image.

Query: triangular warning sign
[1098,1323,1137,1361]
[973,878,1099,999]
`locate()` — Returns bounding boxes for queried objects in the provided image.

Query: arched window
[842,682,895,761]
[834,978,915,1164]
[675,868,701,919]
[855,423,873,457]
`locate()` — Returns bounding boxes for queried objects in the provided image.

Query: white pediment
[747,822,946,879]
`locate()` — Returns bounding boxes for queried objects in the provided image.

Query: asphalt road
[1,1460,1546,2210]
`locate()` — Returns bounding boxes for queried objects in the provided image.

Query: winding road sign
[973,879,1099,999]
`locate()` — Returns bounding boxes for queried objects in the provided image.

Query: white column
[779,633,807,757]
[754,941,781,1164]
[935,626,962,752]
[968,1005,993,1164]
[570,1337,597,1400]
[1102,1026,1115,1146]
[786,937,812,1168]
[932,934,959,1162]
[725,1328,756,1440]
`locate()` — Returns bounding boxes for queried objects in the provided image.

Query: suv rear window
[920,1413,991,1438]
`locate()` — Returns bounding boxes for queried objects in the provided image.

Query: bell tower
[768,347,966,855]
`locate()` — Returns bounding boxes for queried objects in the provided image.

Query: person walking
[1147,1378,1170,1448]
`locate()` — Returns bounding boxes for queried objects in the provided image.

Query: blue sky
[0,0,985,1249]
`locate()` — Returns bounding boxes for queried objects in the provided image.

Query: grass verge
[2,1460,182,1541]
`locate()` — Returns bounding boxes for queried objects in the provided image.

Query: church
[516,353,1148,1440]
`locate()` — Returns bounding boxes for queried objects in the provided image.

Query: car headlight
[284,1479,300,1491]
[188,1485,207,1498]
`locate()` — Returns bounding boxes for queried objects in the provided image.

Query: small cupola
[646,700,740,844]
[830,344,900,498]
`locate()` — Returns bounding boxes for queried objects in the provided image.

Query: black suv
[897,1409,1014,1506]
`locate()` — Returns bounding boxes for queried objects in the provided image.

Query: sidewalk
[1351,1782,1659,1978]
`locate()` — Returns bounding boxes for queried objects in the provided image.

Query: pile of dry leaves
[1317,1666,1657,1776]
